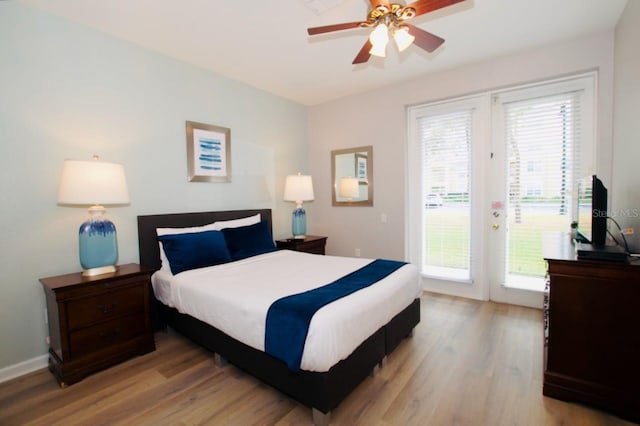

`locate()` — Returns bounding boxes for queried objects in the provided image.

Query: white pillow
[155,214,261,271]
[156,223,218,271]
[212,213,261,230]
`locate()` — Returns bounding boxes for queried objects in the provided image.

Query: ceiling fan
[307,0,465,64]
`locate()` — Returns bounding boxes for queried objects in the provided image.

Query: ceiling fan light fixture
[393,26,415,52]
[307,0,462,64]
[368,22,389,57]
[369,41,388,57]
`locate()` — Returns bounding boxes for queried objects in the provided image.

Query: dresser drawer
[69,313,147,358]
[66,284,145,330]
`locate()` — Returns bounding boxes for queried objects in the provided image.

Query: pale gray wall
[309,31,616,260]
[612,0,640,253]
[0,3,308,370]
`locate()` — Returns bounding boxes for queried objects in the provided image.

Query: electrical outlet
[355,248,361,257]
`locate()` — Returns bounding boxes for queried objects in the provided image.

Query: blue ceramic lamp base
[291,205,307,239]
[79,206,119,276]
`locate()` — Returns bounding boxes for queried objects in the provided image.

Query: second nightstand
[276,235,327,255]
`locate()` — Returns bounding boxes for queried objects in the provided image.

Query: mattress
[152,250,421,372]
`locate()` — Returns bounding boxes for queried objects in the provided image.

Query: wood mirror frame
[331,145,373,206]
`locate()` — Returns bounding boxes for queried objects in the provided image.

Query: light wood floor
[0,293,634,425]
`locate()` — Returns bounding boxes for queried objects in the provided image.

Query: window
[501,90,586,288]
[407,73,595,301]
[415,107,474,281]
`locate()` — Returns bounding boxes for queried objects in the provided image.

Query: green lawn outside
[424,210,469,269]
[507,214,568,276]
[425,208,570,277]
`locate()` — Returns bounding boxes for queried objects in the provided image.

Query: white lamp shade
[394,26,415,52]
[284,173,314,203]
[58,159,130,205]
[369,23,389,57]
[369,23,389,46]
[339,177,360,198]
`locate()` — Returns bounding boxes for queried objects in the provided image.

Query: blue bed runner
[265,259,407,372]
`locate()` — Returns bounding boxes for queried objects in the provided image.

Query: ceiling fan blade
[307,22,363,35]
[405,23,444,52]
[352,39,373,64]
[405,0,465,17]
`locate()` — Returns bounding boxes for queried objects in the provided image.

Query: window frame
[407,95,490,288]
[406,72,596,302]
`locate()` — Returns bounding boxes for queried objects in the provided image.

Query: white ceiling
[19,0,628,106]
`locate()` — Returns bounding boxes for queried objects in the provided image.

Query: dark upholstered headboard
[137,209,273,270]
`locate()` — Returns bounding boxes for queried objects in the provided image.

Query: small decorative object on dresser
[276,235,327,255]
[40,263,155,387]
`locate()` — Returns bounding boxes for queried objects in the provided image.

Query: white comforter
[152,250,421,372]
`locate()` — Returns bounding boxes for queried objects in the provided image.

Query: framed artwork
[186,121,231,182]
[355,152,368,184]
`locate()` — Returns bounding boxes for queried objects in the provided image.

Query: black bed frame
[137,209,420,424]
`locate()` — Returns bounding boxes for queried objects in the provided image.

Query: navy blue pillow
[157,230,231,275]
[222,220,277,261]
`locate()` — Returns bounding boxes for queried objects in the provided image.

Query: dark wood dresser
[543,233,639,423]
[276,235,327,255]
[40,263,155,387]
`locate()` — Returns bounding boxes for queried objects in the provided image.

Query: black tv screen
[576,177,592,242]
[577,175,607,246]
[591,175,608,246]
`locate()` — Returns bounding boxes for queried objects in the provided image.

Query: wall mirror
[331,145,373,206]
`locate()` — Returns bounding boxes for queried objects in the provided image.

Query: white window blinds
[418,108,472,280]
[503,91,582,286]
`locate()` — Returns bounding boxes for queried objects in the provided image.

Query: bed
[137,209,421,425]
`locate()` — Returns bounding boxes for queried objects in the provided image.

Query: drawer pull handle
[97,303,117,314]
[99,329,121,339]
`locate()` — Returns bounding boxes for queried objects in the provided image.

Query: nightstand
[40,263,155,387]
[275,235,327,255]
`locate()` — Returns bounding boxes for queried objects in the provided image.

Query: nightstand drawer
[58,275,149,301]
[275,235,327,255]
[67,284,145,330]
[298,239,325,254]
[69,313,147,358]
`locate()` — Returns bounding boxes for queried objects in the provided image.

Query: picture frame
[331,145,373,207]
[186,120,231,182]
[355,152,368,184]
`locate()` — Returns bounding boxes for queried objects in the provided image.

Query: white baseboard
[0,355,48,384]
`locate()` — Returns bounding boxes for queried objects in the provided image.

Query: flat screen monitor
[591,175,608,245]
[576,175,607,246]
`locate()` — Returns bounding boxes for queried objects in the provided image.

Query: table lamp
[284,173,314,239]
[339,177,360,201]
[58,156,130,276]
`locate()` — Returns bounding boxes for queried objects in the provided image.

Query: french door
[407,74,596,307]
[407,95,490,302]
